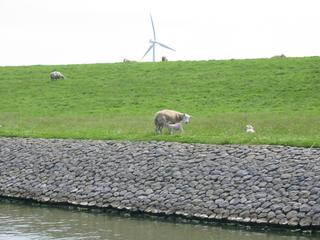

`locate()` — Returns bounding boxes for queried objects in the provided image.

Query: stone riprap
[0,137,319,228]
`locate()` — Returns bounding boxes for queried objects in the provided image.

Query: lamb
[50,71,65,80]
[165,122,184,135]
[154,109,191,134]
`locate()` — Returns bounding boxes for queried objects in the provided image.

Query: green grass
[0,57,319,147]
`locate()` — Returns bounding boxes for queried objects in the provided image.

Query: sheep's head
[182,113,191,124]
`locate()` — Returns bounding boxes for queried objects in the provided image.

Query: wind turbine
[141,14,175,62]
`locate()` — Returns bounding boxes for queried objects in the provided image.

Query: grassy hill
[0,57,319,147]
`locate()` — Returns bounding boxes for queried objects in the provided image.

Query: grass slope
[0,57,319,147]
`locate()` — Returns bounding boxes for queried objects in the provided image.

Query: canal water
[0,199,319,240]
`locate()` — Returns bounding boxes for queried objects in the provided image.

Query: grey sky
[1,0,319,66]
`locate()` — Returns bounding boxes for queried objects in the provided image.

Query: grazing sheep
[50,71,65,80]
[246,124,255,133]
[271,54,286,59]
[161,56,168,62]
[154,109,191,134]
[166,122,184,135]
[123,58,136,63]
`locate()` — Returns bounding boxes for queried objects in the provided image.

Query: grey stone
[215,199,228,207]
[230,198,240,205]
[261,201,272,208]
[278,218,288,225]
[286,210,298,219]
[239,210,250,218]
[300,204,311,212]
[282,205,292,213]
[0,138,320,227]
[145,189,154,195]
[256,218,268,224]
[269,218,279,224]
[312,215,320,226]
[288,218,299,226]
[281,174,292,179]
[300,217,312,227]
[300,190,310,198]
[267,211,276,219]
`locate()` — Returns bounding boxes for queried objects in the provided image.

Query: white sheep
[165,122,184,135]
[50,71,65,80]
[246,124,255,133]
[154,109,190,134]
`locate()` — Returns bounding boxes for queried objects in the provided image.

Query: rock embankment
[0,138,319,228]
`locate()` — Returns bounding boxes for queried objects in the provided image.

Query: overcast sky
[1,0,319,66]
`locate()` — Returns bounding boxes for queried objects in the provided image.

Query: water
[0,199,319,240]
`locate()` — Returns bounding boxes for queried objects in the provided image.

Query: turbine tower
[142,14,175,62]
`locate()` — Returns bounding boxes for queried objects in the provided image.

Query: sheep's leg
[157,126,163,134]
[166,125,173,135]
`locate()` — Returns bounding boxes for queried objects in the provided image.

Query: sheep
[123,58,137,63]
[271,54,286,59]
[161,56,168,62]
[165,122,184,135]
[50,71,65,80]
[246,124,255,133]
[154,109,191,134]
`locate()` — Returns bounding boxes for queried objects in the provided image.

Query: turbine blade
[155,41,175,52]
[150,14,156,40]
[141,45,153,60]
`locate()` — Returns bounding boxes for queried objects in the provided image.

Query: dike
[0,137,319,228]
